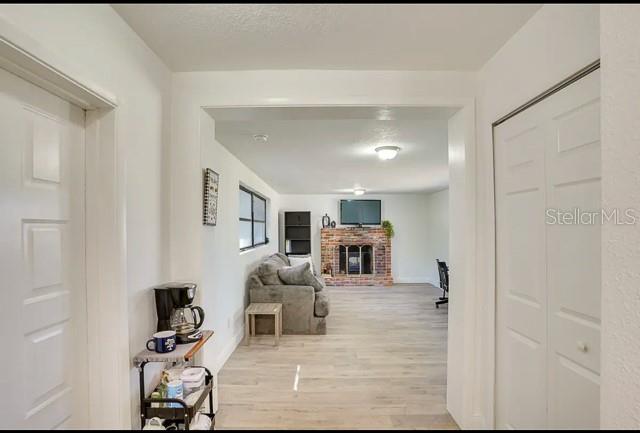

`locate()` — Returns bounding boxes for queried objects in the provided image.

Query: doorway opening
[196,104,472,429]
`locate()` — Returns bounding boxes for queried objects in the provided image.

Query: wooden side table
[245,303,282,346]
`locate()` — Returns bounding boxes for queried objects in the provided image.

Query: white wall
[0,4,173,428]
[423,189,449,285]
[600,5,640,428]
[279,192,448,284]
[474,4,600,429]
[199,111,281,373]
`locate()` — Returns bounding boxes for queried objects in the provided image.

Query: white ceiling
[207,106,457,195]
[113,4,541,72]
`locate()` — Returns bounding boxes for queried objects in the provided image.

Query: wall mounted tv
[340,200,382,225]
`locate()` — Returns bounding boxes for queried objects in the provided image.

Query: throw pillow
[257,257,286,285]
[288,254,316,275]
[278,262,324,292]
[273,252,290,266]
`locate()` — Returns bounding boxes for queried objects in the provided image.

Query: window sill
[240,242,269,255]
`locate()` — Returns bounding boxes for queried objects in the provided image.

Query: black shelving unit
[284,211,311,256]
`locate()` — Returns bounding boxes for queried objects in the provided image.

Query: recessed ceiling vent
[253,134,268,143]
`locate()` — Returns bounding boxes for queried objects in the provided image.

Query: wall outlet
[227,317,231,329]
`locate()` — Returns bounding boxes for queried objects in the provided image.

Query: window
[239,186,268,250]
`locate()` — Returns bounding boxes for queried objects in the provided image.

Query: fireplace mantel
[320,227,393,286]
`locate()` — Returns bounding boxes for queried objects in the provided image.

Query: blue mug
[146,330,177,353]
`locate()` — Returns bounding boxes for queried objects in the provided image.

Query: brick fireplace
[320,227,393,286]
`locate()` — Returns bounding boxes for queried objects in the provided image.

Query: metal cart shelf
[133,330,215,430]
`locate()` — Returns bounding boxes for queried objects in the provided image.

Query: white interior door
[495,97,549,430]
[545,70,601,429]
[0,67,88,429]
[495,69,600,429]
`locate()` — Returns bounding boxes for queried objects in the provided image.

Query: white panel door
[495,101,548,430]
[545,70,600,429]
[495,70,600,429]
[0,67,88,429]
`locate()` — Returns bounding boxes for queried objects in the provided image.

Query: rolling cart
[133,330,215,430]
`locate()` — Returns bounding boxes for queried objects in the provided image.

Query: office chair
[435,259,449,308]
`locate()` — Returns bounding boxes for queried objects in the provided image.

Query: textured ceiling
[207,106,458,194]
[113,4,541,72]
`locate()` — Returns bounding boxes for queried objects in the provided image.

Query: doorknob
[577,341,588,353]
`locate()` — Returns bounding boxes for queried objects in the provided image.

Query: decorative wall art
[203,168,220,226]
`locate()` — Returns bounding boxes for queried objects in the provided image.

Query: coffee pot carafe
[154,282,205,344]
[170,306,204,338]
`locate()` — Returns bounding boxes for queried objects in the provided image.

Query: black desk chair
[435,259,449,308]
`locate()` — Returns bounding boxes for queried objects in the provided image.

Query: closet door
[495,99,548,430]
[545,70,600,429]
[494,69,600,429]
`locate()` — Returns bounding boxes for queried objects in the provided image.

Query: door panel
[547,182,601,321]
[495,69,600,429]
[495,103,548,429]
[546,70,601,428]
[549,354,600,429]
[0,67,88,429]
[505,330,547,429]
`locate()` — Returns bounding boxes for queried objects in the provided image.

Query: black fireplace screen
[338,245,373,275]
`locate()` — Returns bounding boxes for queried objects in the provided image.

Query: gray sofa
[248,253,329,335]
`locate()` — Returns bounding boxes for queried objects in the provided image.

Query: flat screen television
[340,199,382,225]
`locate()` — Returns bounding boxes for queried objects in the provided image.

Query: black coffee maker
[154,282,205,344]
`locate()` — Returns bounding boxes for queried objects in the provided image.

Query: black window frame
[239,186,269,251]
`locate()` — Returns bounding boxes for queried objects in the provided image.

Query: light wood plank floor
[215,284,457,430]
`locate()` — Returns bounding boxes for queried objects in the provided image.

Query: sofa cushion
[257,256,286,285]
[314,291,330,317]
[278,262,324,292]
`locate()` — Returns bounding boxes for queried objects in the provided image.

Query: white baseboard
[214,326,245,373]
[394,276,434,285]
[208,326,245,414]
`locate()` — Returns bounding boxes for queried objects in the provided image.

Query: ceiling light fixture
[353,188,366,196]
[253,134,269,143]
[375,145,401,160]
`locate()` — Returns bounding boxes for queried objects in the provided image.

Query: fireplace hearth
[321,227,392,286]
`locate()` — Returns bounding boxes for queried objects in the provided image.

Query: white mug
[143,417,165,430]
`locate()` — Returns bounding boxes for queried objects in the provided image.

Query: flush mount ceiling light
[253,134,268,143]
[353,188,366,196]
[375,145,401,160]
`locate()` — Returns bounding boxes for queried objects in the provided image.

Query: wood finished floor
[215,284,457,430]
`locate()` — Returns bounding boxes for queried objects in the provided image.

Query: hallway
[215,284,456,429]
